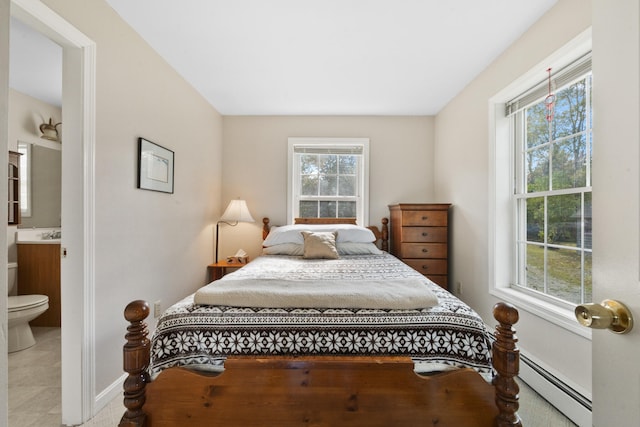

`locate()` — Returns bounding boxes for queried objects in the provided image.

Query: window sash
[288,138,369,225]
[511,70,593,305]
[294,152,362,216]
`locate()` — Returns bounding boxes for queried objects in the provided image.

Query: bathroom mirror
[17,140,61,228]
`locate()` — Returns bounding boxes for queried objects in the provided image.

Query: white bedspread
[194,254,438,309]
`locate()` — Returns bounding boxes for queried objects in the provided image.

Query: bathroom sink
[16,228,61,244]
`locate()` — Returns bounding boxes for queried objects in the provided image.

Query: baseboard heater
[520,352,591,409]
[518,350,592,426]
[487,329,592,426]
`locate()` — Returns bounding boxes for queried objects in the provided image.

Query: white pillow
[263,224,376,246]
[262,243,304,256]
[262,242,382,256]
[337,242,383,255]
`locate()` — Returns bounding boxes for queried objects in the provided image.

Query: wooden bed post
[262,217,270,240]
[119,300,151,427]
[380,217,389,252]
[492,302,522,427]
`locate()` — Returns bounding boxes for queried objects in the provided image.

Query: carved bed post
[492,302,522,427]
[119,300,151,427]
[263,217,271,240]
[380,217,389,252]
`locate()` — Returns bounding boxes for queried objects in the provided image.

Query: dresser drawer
[403,259,448,275]
[400,243,447,259]
[427,275,448,288]
[401,226,447,243]
[402,210,447,227]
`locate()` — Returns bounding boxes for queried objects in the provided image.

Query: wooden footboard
[119,301,521,427]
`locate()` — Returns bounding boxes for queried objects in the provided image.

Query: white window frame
[488,29,592,338]
[287,137,369,226]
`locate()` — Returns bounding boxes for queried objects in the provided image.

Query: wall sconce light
[39,118,61,141]
[215,199,255,263]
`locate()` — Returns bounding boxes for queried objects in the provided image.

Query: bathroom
[7,16,64,424]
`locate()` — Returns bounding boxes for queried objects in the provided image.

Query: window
[508,54,592,308]
[17,141,31,218]
[288,138,369,225]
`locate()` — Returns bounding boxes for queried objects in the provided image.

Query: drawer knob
[422,232,429,237]
[422,216,428,220]
[422,265,429,270]
[422,248,429,253]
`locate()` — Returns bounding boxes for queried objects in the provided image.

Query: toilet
[7,262,49,353]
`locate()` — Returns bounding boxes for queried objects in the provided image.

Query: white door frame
[0,1,9,424]
[10,0,96,424]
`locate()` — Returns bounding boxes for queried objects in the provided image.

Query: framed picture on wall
[137,137,174,194]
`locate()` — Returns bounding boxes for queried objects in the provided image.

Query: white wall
[434,0,592,398]
[221,116,435,260]
[7,88,61,152]
[40,0,224,395]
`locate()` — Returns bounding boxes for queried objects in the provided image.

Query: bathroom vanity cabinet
[17,243,61,327]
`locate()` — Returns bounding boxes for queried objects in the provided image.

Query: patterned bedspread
[150,254,493,377]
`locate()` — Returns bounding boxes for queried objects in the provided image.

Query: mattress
[149,253,493,378]
[194,254,439,309]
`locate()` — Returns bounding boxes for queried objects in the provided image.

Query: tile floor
[8,327,62,427]
[8,327,121,426]
[10,327,576,426]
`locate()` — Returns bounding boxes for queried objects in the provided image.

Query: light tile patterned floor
[7,327,124,426]
[10,327,576,426]
[8,327,62,427]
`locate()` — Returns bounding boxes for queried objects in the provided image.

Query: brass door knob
[575,299,633,334]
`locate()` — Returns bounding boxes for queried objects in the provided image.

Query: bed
[120,218,521,427]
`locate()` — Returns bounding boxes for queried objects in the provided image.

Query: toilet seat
[8,294,49,312]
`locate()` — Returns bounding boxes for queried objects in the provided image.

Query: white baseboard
[518,352,592,427]
[94,373,126,416]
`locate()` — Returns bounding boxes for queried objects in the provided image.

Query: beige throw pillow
[301,231,339,259]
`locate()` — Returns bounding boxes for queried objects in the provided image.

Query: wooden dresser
[389,203,451,289]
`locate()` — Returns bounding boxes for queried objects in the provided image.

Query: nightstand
[207,258,249,282]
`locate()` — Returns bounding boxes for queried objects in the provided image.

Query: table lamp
[215,199,255,263]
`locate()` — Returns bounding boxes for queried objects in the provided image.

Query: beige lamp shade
[220,199,255,223]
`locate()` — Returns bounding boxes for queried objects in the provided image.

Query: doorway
[7,18,62,414]
[5,0,96,425]
[9,17,63,425]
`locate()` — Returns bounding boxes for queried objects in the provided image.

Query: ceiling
[11,0,558,115]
